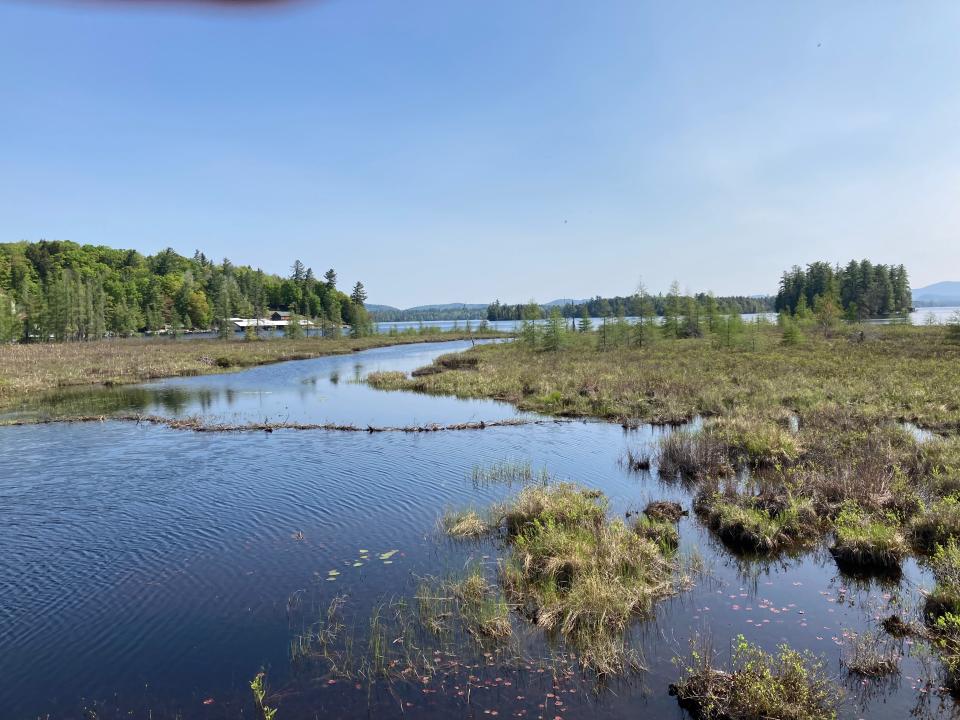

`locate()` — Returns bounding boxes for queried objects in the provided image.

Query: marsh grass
[495,484,677,675]
[841,630,900,677]
[470,461,550,488]
[450,569,513,639]
[670,634,841,720]
[830,504,908,574]
[366,325,960,430]
[441,509,493,538]
[694,489,820,554]
[910,496,960,553]
[633,516,680,551]
[0,332,504,410]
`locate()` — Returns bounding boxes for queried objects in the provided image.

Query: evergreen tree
[519,300,541,347]
[543,307,567,351]
[324,268,337,290]
[350,281,367,307]
[577,305,593,332]
[286,312,305,339]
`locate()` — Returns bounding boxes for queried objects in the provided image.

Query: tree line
[775,260,911,320]
[486,293,773,322]
[0,240,372,342]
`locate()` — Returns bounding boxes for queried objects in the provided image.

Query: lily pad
[328,570,340,576]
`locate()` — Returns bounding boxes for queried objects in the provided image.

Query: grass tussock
[670,634,841,720]
[909,496,960,553]
[657,430,733,481]
[450,569,512,639]
[633,516,680,551]
[470,460,550,488]
[694,490,820,554]
[841,630,900,677]
[644,500,687,522]
[441,509,492,538]
[493,483,677,675]
[830,505,908,574]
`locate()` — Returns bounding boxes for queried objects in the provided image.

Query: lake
[0,340,954,719]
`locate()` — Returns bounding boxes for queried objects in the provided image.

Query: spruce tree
[577,305,593,333]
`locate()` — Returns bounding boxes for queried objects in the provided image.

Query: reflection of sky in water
[9,340,531,427]
[0,340,953,719]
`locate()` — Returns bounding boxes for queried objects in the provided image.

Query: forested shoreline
[0,241,372,342]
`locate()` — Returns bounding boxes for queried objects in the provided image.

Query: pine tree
[290,260,306,283]
[324,269,337,290]
[351,281,367,307]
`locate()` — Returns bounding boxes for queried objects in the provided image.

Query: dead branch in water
[3,414,571,434]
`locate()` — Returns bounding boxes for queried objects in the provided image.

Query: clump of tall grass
[497,483,676,675]
[450,569,512,639]
[830,504,908,574]
[633,515,680,551]
[841,630,900,677]
[694,489,820,554]
[644,500,687,522]
[364,370,408,389]
[909,496,960,553]
[441,509,493,538]
[470,460,550,488]
[670,634,841,720]
[499,482,607,536]
[924,540,960,622]
[657,430,733,481]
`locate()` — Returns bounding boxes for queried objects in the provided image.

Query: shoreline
[0,331,508,412]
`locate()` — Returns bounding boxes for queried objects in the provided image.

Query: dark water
[0,341,955,719]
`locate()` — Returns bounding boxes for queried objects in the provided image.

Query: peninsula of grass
[367,324,960,430]
[0,328,505,411]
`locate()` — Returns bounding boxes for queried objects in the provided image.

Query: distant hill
[912,282,960,306]
[368,303,488,322]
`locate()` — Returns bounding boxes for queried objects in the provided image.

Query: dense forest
[0,240,372,341]
[486,293,774,322]
[775,260,912,319]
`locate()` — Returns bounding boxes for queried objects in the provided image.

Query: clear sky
[1,1,958,307]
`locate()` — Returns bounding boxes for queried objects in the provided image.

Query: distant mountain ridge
[912,281,960,306]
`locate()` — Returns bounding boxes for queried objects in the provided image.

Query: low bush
[670,634,840,720]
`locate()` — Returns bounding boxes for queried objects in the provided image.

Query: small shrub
[670,634,840,720]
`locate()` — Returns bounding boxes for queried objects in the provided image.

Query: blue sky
[1,1,958,306]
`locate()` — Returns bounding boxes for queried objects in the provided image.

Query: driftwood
[4,414,571,434]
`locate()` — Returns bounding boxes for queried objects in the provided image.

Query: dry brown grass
[0,333,494,410]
